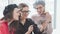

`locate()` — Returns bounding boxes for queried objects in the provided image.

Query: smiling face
[13,8,21,20]
[21,7,29,19]
[35,4,45,15]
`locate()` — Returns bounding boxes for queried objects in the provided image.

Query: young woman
[31,1,53,34]
[9,3,42,34]
[0,4,20,34]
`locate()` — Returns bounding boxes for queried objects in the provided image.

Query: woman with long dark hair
[9,3,42,34]
[0,4,20,34]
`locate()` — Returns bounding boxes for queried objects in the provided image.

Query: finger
[30,25,33,27]
[30,25,33,29]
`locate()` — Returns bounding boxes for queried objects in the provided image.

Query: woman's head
[18,3,29,19]
[33,1,45,15]
[3,4,20,21]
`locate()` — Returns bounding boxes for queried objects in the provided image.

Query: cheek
[42,7,45,11]
[13,14,16,19]
[13,13,19,20]
[22,14,28,17]
[39,8,44,12]
[25,13,28,16]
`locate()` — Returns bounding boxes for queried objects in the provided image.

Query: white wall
[52,0,60,34]
[0,0,8,19]
[0,0,60,34]
[56,0,60,34]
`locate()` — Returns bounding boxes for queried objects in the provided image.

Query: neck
[40,12,45,15]
[21,18,26,25]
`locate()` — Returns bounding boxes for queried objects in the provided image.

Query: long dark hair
[2,4,18,34]
[3,4,18,21]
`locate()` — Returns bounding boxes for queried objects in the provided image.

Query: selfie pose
[31,1,53,34]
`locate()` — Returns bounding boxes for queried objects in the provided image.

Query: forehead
[22,7,29,11]
[14,8,20,10]
[35,4,44,8]
[14,8,20,12]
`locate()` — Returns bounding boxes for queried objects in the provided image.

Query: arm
[0,20,9,34]
[40,12,52,31]
[25,31,31,34]
[46,12,53,34]
[33,24,42,34]
[30,20,42,34]
[47,23,53,34]
[27,19,42,34]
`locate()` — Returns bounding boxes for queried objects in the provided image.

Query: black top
[9,18,42,34]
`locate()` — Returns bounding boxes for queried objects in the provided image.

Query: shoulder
[27,18,35,24]
[45,12,51,17]
[0,20,8,27]
[0,20,7,24]
[9,20,18,25]
[27,18,33,21]
[45,12,51,16]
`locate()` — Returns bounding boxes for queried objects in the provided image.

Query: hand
[40,21,48,31]
[25,25,33,34]
[42,12,51,29]
[39,25,44,32]
[28,25,33,32]
[42,22,48,30]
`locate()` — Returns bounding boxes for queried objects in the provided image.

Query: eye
[39,7,42,8]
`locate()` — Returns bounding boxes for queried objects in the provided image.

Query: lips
[39,12,42,14]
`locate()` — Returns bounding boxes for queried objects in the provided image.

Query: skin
[0,8,21,23]
[21,7,29,20]
[35,4,45,15]
[0,8,21,31]
[13,8,21,20]
[8,8,21,25]
[35,4,51,32]
[19,7,33,34]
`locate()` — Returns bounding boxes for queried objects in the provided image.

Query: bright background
[0,0,60,34]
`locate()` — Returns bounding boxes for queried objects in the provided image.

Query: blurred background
[0,0,60,34]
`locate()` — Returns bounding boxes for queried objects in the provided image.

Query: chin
[14,18,19,20]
